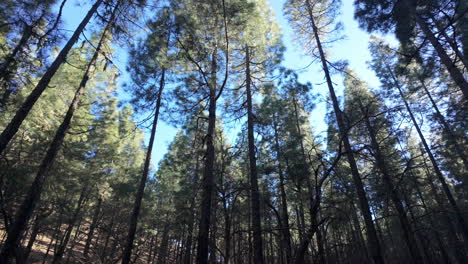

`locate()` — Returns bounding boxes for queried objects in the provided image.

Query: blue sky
[61,0,387,170]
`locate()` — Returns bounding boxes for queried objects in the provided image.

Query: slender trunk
[42,212,64,264]
[420,146,468,263]
[0,0,104,154]
[22,215,41,262]
[184,202,196,264]
[157,224,170,264]
[0,5,113,262]
[304,1,384,263]
[52,186,87,264]
[147,235,155,264]
[389,65,468,246]
[272,120,292,264]
[66,216,83,263]
[0,25,33,81]
[245,45,264,264]
[101,211,116,261]
[223,202,231,264]
[184,180,199,263]
[419,79,468,170]
[415,14,468,100]
[358,101,423,263]
[433,20,468,70]
[209,195,218,264]
[83,196,102,258]
[0,25,33,107]
[196,48,218,264]
[291,96,322,264]
[316,226,326,264]
[122,67,166,264]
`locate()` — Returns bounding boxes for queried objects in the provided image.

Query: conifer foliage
[0,0,466,263]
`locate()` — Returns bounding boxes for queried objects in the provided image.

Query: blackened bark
[304,1,384,263]
[0,0,104,155]
[121,67,166,264]
[245,45,264,264]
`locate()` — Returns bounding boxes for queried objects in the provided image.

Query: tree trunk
[245,45,264,264]
[0,4,114,262]
[304,1,384,263]
[22,215,42,262]
[52,186,87,264]
[0,25,33,108]
[196,48,218,264]
[83,196,102,258]
[389,65,468,247]
[0,0,104,155]
[415,14,468,100]
[0,25,33,82]
[223,200,231,264]
[121,66,166,264]
[157,224,170,264]
[272,120,292,264]
[419,78,468,170]
[358,101,423,263]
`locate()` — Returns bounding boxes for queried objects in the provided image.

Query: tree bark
[389,65,468,246]
[0,0,104,155]
[272,119,292,264]
[0,4,113,262]
[121,67,166,264]
[358,101,423,263]
[184,152,200,264]
[419,79,468,170]
[22,214,42,262]
[304,1,384,263]
[245,45,264,264]
[196,47,218,264]
[415,14,468,100]
[83,196,102,258]
[52,186,87,263]
[0,25,33,108]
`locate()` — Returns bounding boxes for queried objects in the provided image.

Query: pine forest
[0,0,467,263]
